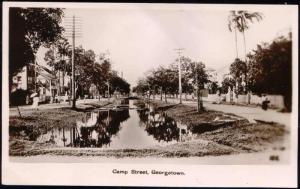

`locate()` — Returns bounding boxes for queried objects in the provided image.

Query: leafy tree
[179,57,194,99]
[44,38,71,72]
[207,81,219,94]
[9,8,64,94]
[189,62,209,89]
[152,66,166,100]
[221,77,235,94]
[145,69,157,99]
[89,62,105,99]
[96,59,112,98]
[62,46,96,98]
[110,73,130,95]
[55,38,71,94]
[247,34,292,111]
[165,66,179,98]
[230,58,247,79]
[189,61,209,112]
[229,58,247,94]
[133,58,209,108]
[133,78,149,96]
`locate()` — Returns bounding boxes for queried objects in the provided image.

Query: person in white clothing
[31,92,40,110]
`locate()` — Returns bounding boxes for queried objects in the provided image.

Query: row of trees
[134,33,292,111]
[133,57,209,111]
[221,33,292,111]
[44,42,130,98]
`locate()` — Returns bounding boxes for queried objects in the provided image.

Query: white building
[11,63,60,103]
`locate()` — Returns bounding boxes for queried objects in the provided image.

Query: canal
[20,100,199,149]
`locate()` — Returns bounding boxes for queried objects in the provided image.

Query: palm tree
[228,11,263,95]
[56,38,71,94]
[228,11,263,61]
[228,11,240,59]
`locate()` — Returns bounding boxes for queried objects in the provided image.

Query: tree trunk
[58,71,61,96]
[153,87,155,100]
[196,88,199,112]
[160,87,163,101]
[62,69,65,94]
[243,30,247,61]
[165,92,167,103]
[234,27,239,59]
[97,87,101,101]
[199,90,203,111]
[197,89,204,112]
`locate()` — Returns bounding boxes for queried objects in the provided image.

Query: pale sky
[36,4,295,87]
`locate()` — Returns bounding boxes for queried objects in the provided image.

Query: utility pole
[174,48,185,104]
[63,15,82,109]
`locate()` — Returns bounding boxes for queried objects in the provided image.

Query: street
[150,97,291,129]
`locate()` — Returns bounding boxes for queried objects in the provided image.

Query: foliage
[110,73,131,94]
[207,81,219,94]
[221,77,235,94]
[178,57,194,94]
[228,10,263,33]
[9,8,64,78]
[229,58,247,94]
[229,58,247,80]
[44,38,71,75]
[133,56,209,103]
[133,78,149,95]
[44,43,130,98]
[228,10,263,59]
[189,61,209,89]
[247,34,292,110]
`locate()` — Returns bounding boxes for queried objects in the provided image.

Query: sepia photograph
[2,2,298,187]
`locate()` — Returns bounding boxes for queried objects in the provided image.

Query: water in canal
[26,100,198,149]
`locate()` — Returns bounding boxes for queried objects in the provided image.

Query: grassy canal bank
[9,99,287,158]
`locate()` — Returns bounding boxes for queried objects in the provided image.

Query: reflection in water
[11,100,199,149]
[137,104,192,143]
[36,109,130,148]
[75,110,130,147]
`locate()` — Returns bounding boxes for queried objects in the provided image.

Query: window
[28,77,33,84]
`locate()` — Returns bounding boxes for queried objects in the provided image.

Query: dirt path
[9,99,111,116]
[167,98,291,129]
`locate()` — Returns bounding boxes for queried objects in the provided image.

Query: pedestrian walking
[31,91,39,110]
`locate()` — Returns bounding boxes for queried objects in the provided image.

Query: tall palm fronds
[228,10,240,59]
[228,10,263,60]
